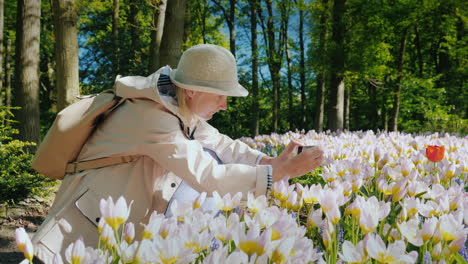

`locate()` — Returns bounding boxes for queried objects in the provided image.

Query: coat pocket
[75,188,102,226]
[34,188,101,257]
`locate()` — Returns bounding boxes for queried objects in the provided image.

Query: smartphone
[297,145,316,154]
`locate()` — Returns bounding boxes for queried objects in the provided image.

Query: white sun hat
[169,44,248,97]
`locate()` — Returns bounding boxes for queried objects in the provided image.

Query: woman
[32,44,324,262]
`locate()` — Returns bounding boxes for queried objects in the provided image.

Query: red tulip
[426,145,445,162]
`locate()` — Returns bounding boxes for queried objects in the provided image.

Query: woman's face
[185,90,228,120]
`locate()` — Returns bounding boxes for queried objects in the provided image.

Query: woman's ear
[185,89,196,99]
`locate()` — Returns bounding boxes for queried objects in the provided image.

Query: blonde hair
[175,86,197,123]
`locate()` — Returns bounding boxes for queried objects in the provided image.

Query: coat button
[171,183,176,188]
[95,217,100,223]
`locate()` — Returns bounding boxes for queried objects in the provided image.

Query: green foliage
[289,168,326,187]
[0,108,56,205]
[6,0,467,140]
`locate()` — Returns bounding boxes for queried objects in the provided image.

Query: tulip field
[16,130,468,263]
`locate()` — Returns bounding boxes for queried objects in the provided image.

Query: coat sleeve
[137,108,270,197]
[194,120,267,166]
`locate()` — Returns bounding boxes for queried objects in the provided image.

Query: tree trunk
[314,0,328,133]
[229,0,235,57]
[327,0,346,131]
[315,72,326,132]
[0,0,3,106]
[390,27,409,132]
[5,38,11,116]
[128,0,140,73]
[344,83,350,130]
[183,1,191,45]
[414,24,423,77]
[149,0,167,73]
[52,0,80,111]
[284,2,293,130]
[201,1,207,43]
[159,0,187,68]
[285,43,293,130]
[298,2,306,129]
[212,0,236,57]
[250,0,259,136]
[112,0,120,75]
[260,0,286,132]
[14,0,41,147]
[368,80,378,131]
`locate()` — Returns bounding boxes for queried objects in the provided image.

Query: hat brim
[169,69,248,97]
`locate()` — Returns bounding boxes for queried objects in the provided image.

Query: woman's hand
[260,140,324,182]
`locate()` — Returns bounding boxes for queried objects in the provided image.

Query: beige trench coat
[32,67,270,263]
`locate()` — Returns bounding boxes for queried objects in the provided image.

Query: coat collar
[114,66,198,129]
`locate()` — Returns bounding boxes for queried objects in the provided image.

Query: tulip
[159,218,178,239]
[15,227,29,254]
[204,246,249,264]
[168,200,193,222]
[233,223,271,257]
[439,214,464,242]
[123,222,135,244]
[270,237,295,264]
[307,208,323,228]
[192,192,207,209]
[448,232,468,253]
[426,145,444,162]
[431,242,443,260]
[339,240,367,263]
[212,191,242,212]
[100,223,116,249]
[398,218,423,247]
[120,241,139,264]
[154,235,197,264]
[210,213,240,242]
[23,238,34,262]
[270,215,304,241]
[247,192,268,213]
[15,227,34,262]
[65,239,86,264]
[244,206,281,230]
[142,212,164,240]
[285,190,303,211]
[99,196,132,231]
[421,217,438,242]
[271,179,293,202]
[366,234,418,263]
[133,239,158,263]
[300,184,322,204]
[179,224,212,254]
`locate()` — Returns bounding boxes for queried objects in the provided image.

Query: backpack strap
[65,155,142,174]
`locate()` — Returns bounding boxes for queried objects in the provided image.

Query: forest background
[1,0,467,146]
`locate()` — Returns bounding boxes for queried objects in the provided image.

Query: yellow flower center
[159,253,179,264]
[71,256,82,264]
[271,229,281,241]
[377,252,395,262]
[441,230,456,241]
[238,241,264,256]
[141,230,153,240]
[271,250,286,264]
[105,216,125,230]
